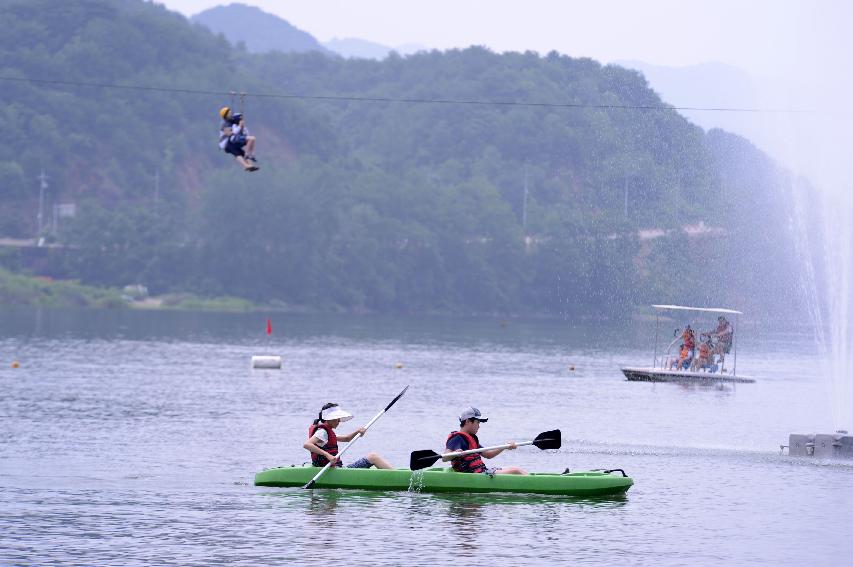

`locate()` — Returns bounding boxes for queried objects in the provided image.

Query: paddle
[302,385,409,489]
[409,429,561,471]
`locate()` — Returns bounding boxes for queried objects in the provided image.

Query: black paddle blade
[302,479,316,489]
[533,429,561,450]
[385,385,410,412]
[409,449,441,471]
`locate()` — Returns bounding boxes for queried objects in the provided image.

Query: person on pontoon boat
[681,325,696,359]
[703,316,733,369]
[691,337,718,372]
[670,344,693,370]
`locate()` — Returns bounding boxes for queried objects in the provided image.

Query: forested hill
[0,0,802,317]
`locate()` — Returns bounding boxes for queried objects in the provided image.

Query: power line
[0,74,806,114]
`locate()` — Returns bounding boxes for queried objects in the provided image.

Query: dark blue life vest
[308,422,339,467]
[446,431,486,473]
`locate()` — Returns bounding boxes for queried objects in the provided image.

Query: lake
[1,308,850,565]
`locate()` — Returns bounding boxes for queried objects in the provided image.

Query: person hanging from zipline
[218,105,259,172]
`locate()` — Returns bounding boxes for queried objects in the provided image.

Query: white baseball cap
[321,405,353,422]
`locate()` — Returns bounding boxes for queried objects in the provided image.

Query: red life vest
[308,422,340,467]
[446,431,487,473]
[683,329,695,349]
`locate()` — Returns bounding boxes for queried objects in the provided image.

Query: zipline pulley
[227,91,246,115]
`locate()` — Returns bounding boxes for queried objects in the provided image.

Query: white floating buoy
[252,355,282,369]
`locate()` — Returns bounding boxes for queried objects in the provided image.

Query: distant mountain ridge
[613,60,799,171]
[192,3,332,55]
[192,3,427,60]
[323,37,427,59]
[614,60,762,129]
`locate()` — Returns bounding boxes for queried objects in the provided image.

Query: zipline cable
[0,74,808,114]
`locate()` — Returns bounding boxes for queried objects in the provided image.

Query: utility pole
[37,170,48,239]
[522,162,529,232]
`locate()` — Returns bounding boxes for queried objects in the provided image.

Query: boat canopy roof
[652,304,743,315]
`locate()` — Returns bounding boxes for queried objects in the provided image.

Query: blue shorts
[224,138,246,157]
[346,457,373,469]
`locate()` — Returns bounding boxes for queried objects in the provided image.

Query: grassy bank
[0,268,125,308]
[0,269,262,311]
[133,293,258,312]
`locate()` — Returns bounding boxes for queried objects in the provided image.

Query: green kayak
[254,465,633,496]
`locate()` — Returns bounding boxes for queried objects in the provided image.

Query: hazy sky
[158,0,848,81]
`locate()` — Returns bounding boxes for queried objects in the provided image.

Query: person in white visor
[304,402,393,469]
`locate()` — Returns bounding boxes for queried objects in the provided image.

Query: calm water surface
[1,308,850,565]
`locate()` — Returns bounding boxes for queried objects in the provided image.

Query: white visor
[321,407,353,422]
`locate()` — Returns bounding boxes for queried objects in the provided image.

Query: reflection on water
[434,490,629,510]
[264,488,397,516]
[1,308,851,566]
[258,486,630,560]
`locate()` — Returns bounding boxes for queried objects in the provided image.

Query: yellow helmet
[219,106,231,119]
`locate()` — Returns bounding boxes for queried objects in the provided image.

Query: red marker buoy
[266,319,272,335]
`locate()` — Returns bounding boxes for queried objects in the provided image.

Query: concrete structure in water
[783,430,853,459]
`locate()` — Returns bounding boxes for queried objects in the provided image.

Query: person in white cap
[303,402,393,469]
[444,407,528,475]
